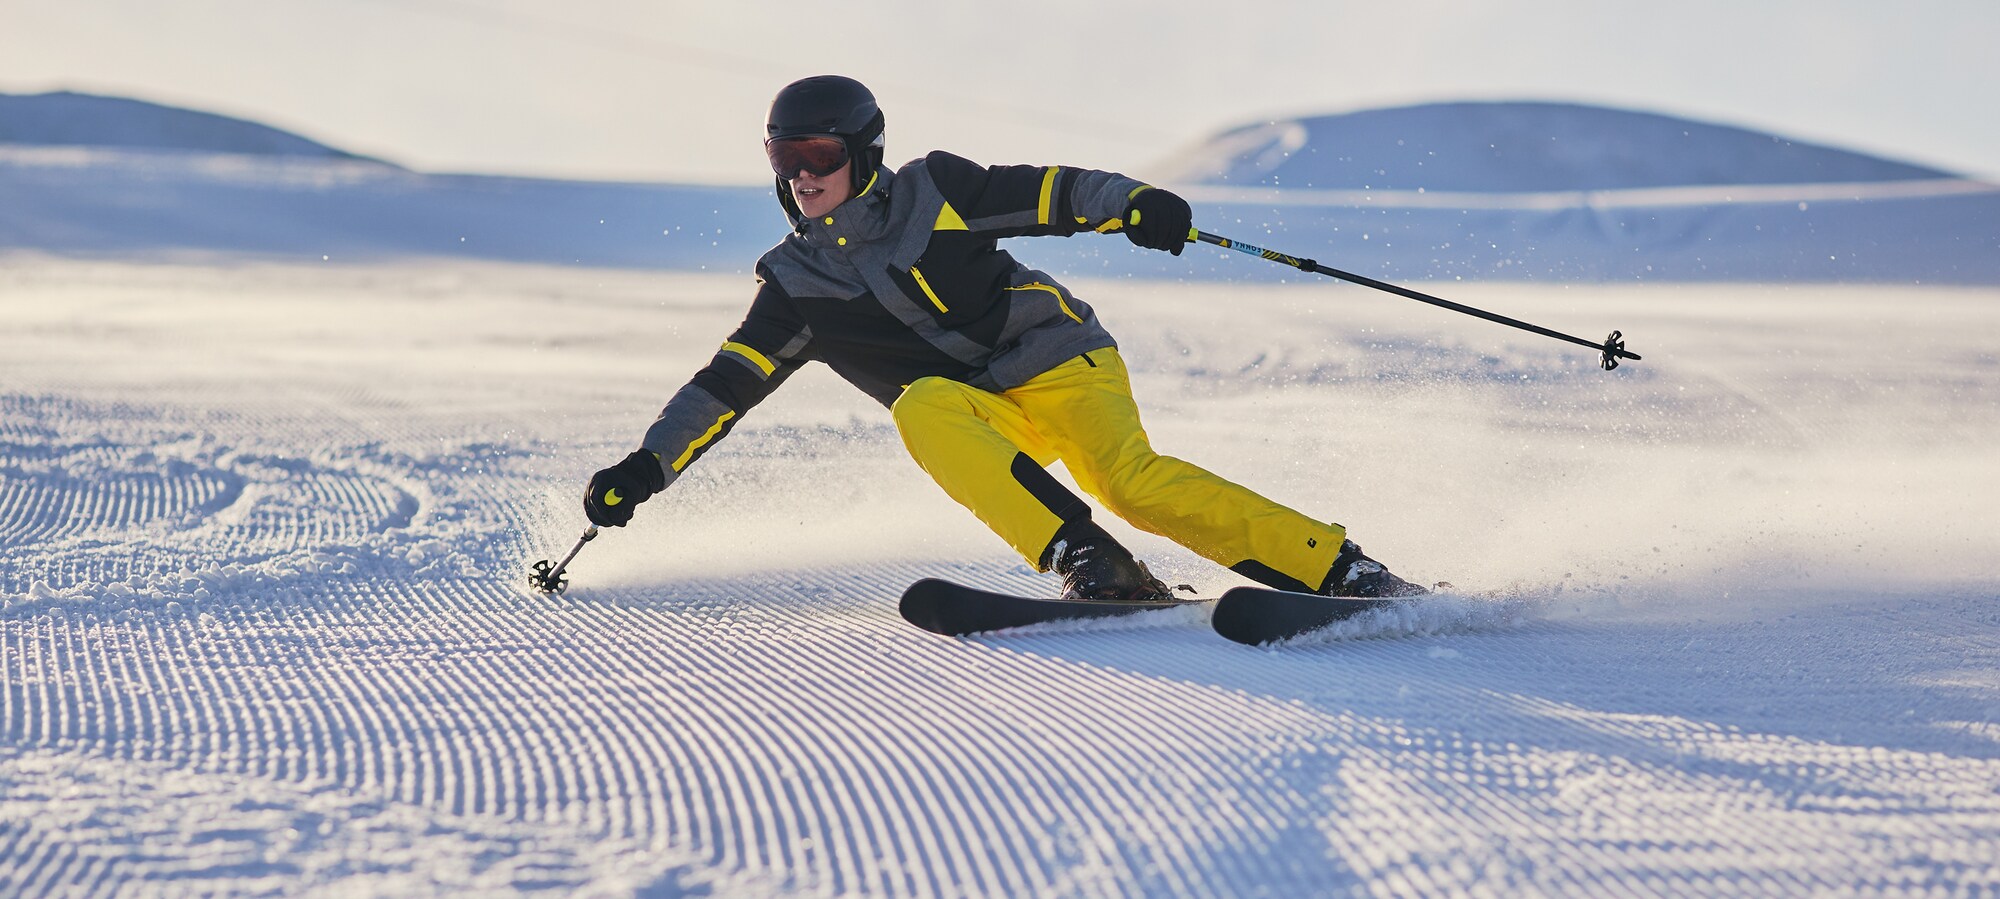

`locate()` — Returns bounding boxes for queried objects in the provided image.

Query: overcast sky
[4,0,1995,184]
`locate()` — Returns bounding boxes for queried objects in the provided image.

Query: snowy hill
[2,93,1996,282]
[1086,101,2000,283]
[0,90,383,162]
[1154,101,1953,191]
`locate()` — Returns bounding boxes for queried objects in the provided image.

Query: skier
[583,75,1425,602]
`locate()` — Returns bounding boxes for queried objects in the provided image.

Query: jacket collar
[794,165,894,252]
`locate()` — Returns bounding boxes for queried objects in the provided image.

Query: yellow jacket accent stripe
[673,410,737,472]
[1006,282,1082,323]
[1037,166,1059,225]
[933,202,968,231]
[910,266,949,313]
[720,341,776,376]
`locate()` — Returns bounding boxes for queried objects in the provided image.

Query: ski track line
[0,743,731,897]
[0,469,230,547]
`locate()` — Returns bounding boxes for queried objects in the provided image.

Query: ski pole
[529,526,597,594]
[1188,228,1641,370]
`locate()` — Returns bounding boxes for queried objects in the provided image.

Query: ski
[1210,586,1410,645]
[898,577,1207,637]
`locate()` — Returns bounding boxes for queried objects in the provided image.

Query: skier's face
[790,162,852,219]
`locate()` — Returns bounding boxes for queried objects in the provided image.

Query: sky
[2,0,1996,185]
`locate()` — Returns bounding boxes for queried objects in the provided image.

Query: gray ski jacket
[639,150,1150,486]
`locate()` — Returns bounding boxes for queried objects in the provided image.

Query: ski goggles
[765,135,849,178]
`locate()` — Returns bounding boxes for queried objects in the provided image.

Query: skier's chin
[792,180,848,218]
[796,191,833,217]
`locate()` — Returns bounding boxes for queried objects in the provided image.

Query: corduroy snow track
[2,260,1997,897]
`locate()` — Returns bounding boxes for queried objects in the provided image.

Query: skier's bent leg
[891,376,1091,569]
[1102,450,1342,592]
[1010,351,1346,593]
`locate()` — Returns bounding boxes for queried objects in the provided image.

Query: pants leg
[1009,350,1346,592]
[891,376,1088,567]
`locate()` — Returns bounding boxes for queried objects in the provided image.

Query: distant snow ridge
[1156,101,1955,192]
[0,91,380,162]
[1095,101,2000,283]
[3,93,1996,281]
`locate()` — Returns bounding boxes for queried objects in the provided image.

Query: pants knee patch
[1009,453,1090,524]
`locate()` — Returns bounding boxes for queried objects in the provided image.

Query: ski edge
[899,577,1206,637]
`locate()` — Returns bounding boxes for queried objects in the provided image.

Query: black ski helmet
[766,75,885,218]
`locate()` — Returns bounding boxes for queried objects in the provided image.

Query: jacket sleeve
[639,266,812,486]
[922,150,1149,240]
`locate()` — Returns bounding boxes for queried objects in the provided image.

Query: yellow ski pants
[891,348,1345,592]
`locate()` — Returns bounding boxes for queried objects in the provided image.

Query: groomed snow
[2,259,1997,895]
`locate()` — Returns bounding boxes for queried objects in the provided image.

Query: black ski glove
[1122,187,1192,256]
[584,449,666,527]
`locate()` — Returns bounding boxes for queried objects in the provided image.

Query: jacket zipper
[909,266,948,313]
[1004,282,1084,324]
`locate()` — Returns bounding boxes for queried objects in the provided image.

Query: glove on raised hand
[1122,187,1192,256]
[584,449,666,527]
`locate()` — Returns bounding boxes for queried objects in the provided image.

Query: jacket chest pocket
[909,265,951,314]
[1002,270,1086,325]
[894,263,992,328]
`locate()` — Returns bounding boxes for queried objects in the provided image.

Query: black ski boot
[1046,520,1173,603]
[1320,539,1429,598]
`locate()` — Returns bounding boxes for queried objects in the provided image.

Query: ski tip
[897,578,961,636]
[1210,586,1407,646]
[1209,594,1278,646]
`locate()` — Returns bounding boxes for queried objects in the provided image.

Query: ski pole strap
[1187,228,1642,369]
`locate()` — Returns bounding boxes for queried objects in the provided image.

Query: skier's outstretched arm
[583,271,812,526]
[920,150,1192,253]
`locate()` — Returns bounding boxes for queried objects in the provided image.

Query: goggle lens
[766,136,850,178]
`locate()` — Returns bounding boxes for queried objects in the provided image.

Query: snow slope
[2,259,1996,895]
[1153,102,1954,191]
[4,93,1997,281]
[0,91,377,161]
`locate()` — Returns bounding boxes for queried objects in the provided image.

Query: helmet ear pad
[775,176,805,225]
[846,109,886,194]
